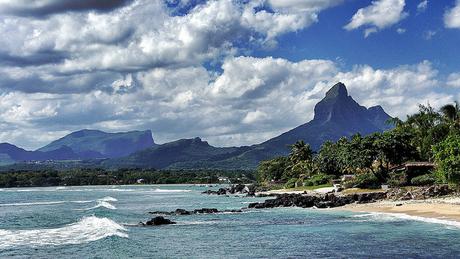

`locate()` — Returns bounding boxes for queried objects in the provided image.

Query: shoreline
[335,196,460,223]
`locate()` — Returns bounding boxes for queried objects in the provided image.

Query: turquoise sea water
[1,185,460,258]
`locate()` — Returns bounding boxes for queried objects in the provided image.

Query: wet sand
[339,197,460,222]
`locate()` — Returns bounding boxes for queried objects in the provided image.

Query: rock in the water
[148,211,173,215]
[144,216,176,226]
[149,208,244,215]
[194,208,219,214]
[174,209,191,215]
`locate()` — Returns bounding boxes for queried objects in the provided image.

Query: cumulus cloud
[0,55,456,149]
[344,0,408,37]
[0,0,133,17]
[0,0,343,95]
[445,0,460,28]
[333,61,448,117]
[0,0,457,150]
[447,73,460,88]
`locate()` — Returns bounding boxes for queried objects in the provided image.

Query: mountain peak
[324,82,348,99]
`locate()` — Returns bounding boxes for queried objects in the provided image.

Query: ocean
[1,185,460,258]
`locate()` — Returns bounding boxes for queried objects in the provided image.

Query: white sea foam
[353,212,460,228]
[76,201,117,211]
[0,201,66,207]
[0,200,94,207]
[152,188,191,193]
[0,216,128,249]
[55,187,67,190]
[75,196,118,211]
[99,196,118,202]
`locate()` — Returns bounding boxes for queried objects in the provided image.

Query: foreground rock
[248,192,387,209]
[149,208,243,215]
[140,216,176,226]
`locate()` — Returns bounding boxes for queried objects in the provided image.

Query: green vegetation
[257,102,460,189]
[0,168,255,188]
[433,134,460,184]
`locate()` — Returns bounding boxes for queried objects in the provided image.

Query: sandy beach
[338,196,460,222]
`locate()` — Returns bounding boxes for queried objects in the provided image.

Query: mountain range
[0,130,155,166]
[0,83,392,169]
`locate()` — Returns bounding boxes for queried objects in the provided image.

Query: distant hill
[38,129,155,159]
[107,137,243,169]
[0,129,156,166]
[0,143,78,165]
[105,82,393,170]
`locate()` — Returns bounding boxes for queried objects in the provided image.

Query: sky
[0,0,460,150]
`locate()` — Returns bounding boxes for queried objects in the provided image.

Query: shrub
[304,173,333,186]
[344,170,381,189]
[387,171,408,187]
[433,134,460,184]
[411,174,436,186]
[284,178,298,189]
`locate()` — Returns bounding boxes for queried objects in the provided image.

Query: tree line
[0,168,255,188]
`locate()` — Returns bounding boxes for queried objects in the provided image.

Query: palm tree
[440,102,460,123]
[386,117,404,128]
[288,140,313,164]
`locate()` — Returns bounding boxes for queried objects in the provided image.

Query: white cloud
[242,110,269,124]
[445,0,460,28]
[0,0,457,150]
[334,60,447,117]
[417,0,428,13]
[447,73,460,88]
[0,56,456,149]
[397,28,406,34]
[0,0,343,93]
[344,0,408,36]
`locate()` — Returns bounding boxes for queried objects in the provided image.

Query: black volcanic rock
[143,216,176,226]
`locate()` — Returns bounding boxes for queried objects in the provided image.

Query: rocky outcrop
[386,185,453,200]
[140,216,176,226]
[149,208,243,216]
[202,184,255,196]
[248,192,387,209]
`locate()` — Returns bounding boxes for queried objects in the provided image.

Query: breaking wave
[0,216,128,249]
[75,196,118,211]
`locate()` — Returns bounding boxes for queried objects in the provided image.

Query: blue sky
[256,0,460,73]
[0,0,459,149]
